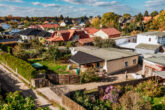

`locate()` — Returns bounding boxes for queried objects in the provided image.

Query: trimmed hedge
[0,51,37,81]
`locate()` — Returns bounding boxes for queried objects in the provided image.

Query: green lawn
[29,59,69,74]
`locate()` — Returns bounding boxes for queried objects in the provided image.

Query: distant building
[16,28,52,40]
[29,24,59,30]
[94,28,121,39]
[137,31,165,45]
[84,27,99,37]
[70,46,139,74]
[47,29,89,44]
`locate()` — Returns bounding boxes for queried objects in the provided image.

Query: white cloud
[92,1,117,7]
[63,0,97,4]
[0,0,23,3]
[32,2,60,7]
[145,0,165,11]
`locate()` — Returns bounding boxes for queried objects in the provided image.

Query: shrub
[0,51,36,80]
[135,80,163,97]
[80,68,100,83]
[103,86,120,103]
[119,91,151,110]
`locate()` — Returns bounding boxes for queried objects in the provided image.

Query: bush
[119,91,151,110]
[103,86,120,103]
[80,68,100,83]
[0,91,50,110]
[135,80,163,97]
[0,51,36,80]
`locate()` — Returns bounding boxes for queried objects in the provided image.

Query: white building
[137,31,165,45]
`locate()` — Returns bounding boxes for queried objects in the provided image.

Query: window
[133,59,136,64]
[149,38,151,42]
[125,61,128,67]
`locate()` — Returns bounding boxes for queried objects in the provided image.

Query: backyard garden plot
[69,80,165,110]
[29,59,70,74]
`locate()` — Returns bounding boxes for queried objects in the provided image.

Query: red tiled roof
[143,16,152,22]
[78,38,93,45]
[101,28,121,36]
[39,24,59,29]
[84,27,99,35]
[47,29,89,42]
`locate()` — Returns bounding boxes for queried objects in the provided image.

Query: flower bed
[70,80,165,110]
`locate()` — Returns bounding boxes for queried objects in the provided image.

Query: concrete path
[0,64,59,110]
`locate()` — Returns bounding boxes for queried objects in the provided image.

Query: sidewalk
[0,64,60,110]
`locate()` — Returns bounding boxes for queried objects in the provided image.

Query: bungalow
[16,28,52,40]
[70,47,139,74]
[94,28,121,39]
[142,54,165,77]
[47,29,89,44]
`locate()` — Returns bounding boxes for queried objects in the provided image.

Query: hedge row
[0,51,37,81]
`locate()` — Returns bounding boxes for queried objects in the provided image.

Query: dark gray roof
[0,38,19,43]
[154,71,165,79]
[135,43,161,50]
[139,31,165,37]
[15,28,52,38]
[70,51,104,65]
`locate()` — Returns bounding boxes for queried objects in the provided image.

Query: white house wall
[137,34,158,45]
[94,30,109,39]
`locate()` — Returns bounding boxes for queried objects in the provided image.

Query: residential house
[47,29,89,45]
[94,28,121,39]
[119,31,165,53]
[78,38,94,46]
[84,27,99,37]
[0,38,20,46]
[137,31,165,45]
[143,16,152,23]
[16,28,52,40]
[142,54,165,77]
[29,24,59,30]
[70,47,139,74]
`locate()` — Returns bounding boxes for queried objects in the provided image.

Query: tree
[101,12,119,29]
[135,13,143,22]
[0,91,50,110]
[144,10,149,16]
[150,11,158,17]
[123,13,131,19]
[157,10,165,30]
[47,46,60,63]
[91,17,100,29]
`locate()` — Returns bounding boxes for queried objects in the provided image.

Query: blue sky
[0,0,165,17]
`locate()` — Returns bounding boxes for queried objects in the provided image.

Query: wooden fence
[47,74,80,84]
